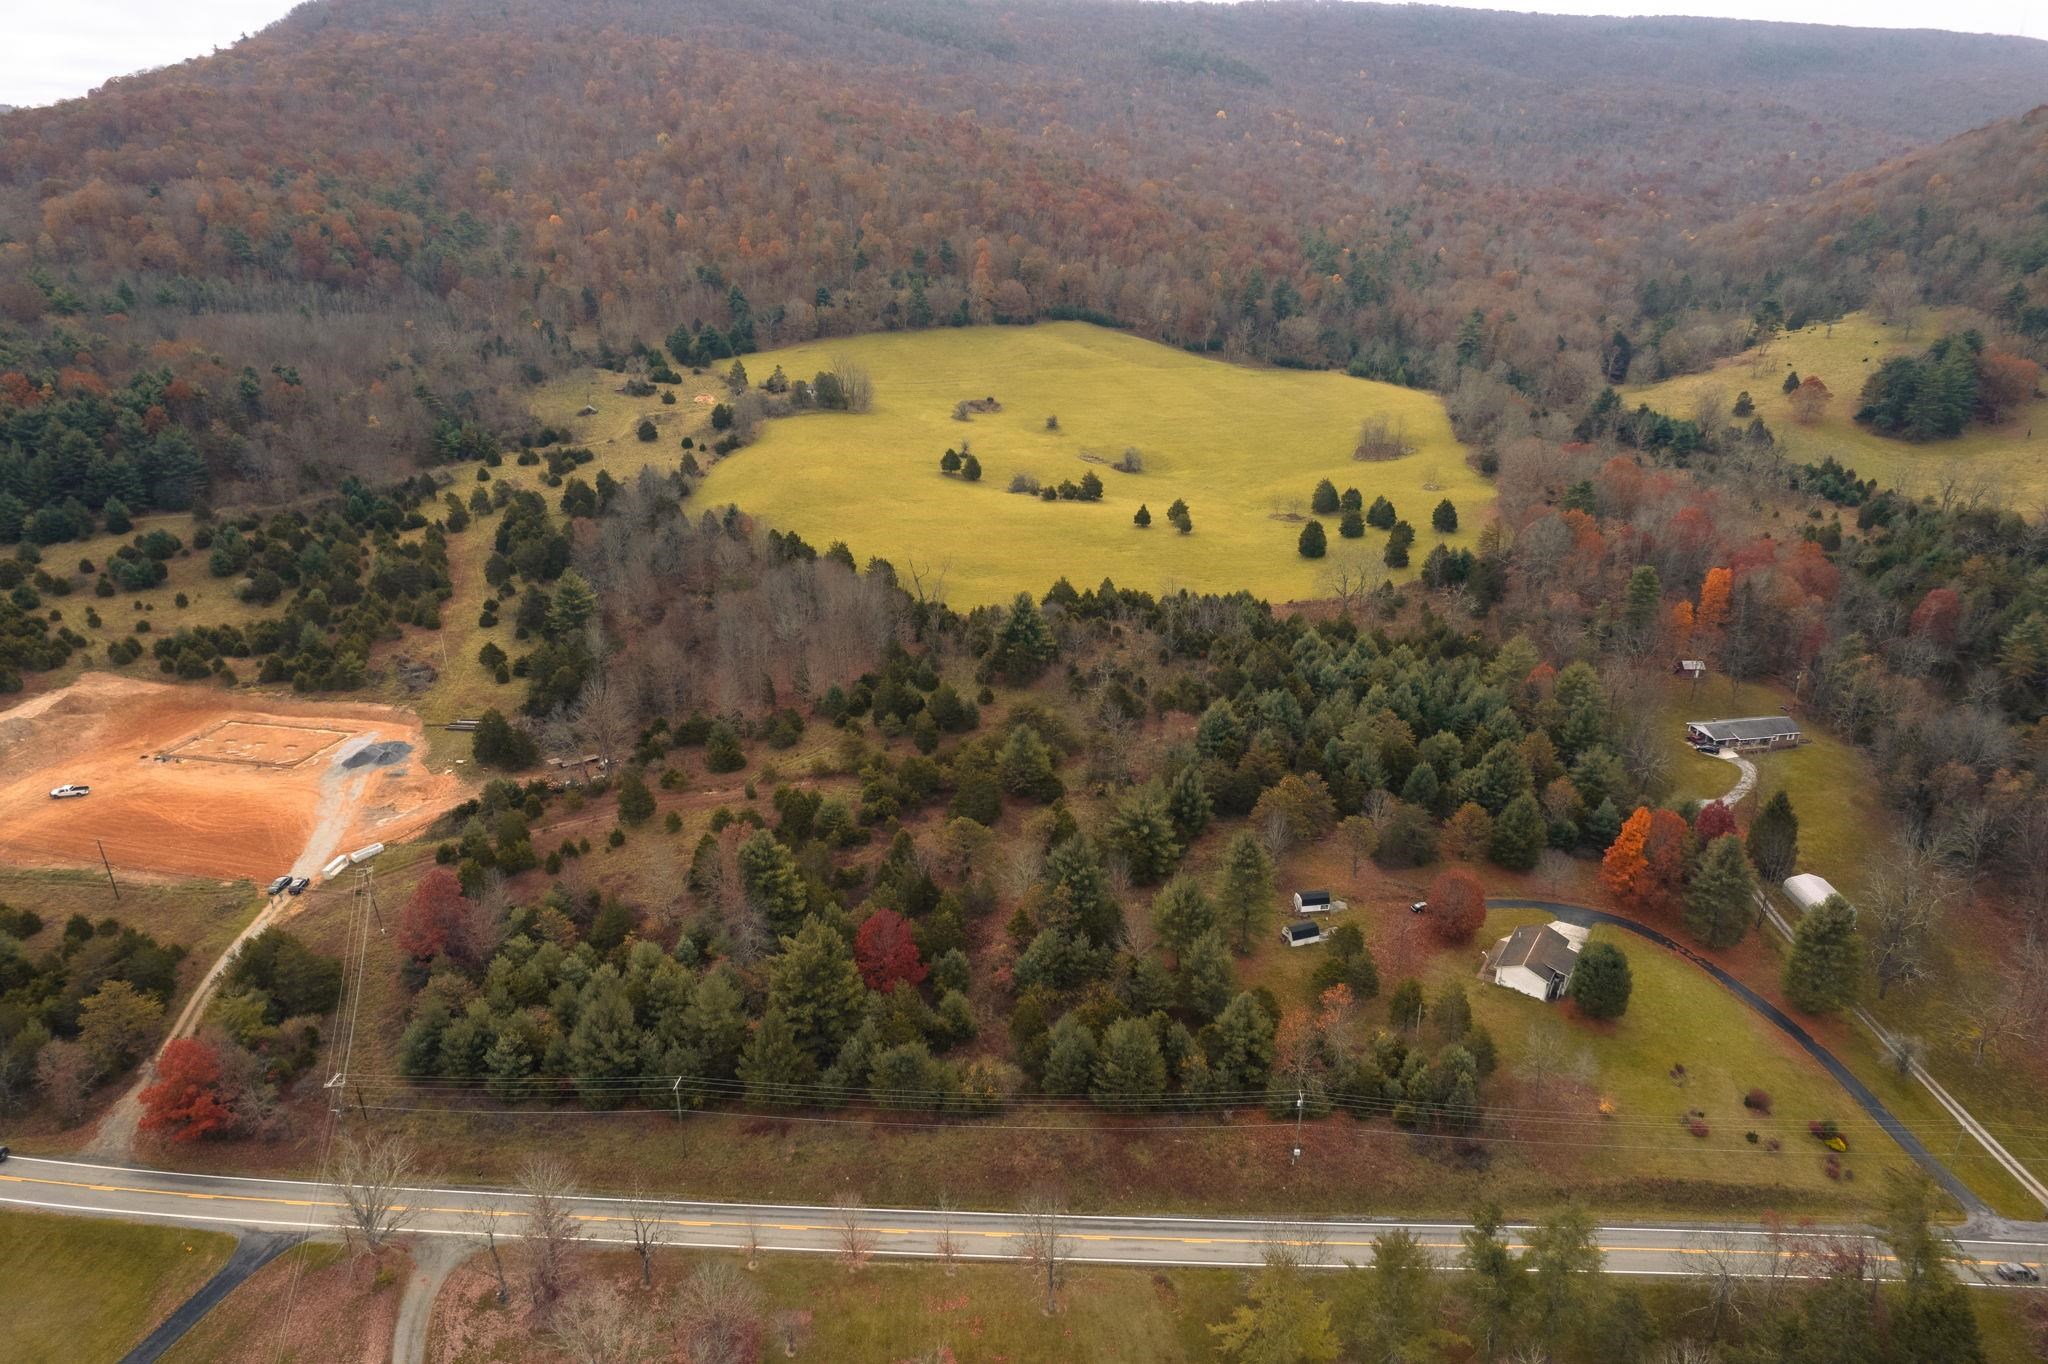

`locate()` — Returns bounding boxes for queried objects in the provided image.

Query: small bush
[1008,472,1041,495]
[1744,1130,1759,1144]
[1687,1118,1710,1139]
[1743,1088,1772,1114]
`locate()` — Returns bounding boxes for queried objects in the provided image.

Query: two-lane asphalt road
[5,1154,2046,1283]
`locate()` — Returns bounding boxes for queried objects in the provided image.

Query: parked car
[287,877,310,896]
[0,1143,10,1163]
[1409,900,1428,914]
[48,784,90,799]
[267,875,293,895]
[1994,1262,2039,1283]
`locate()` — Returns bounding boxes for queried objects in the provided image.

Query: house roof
[1687,716,1801,742]
[1297,889,1332,904]
[1283,922,1323,942]
[1486,924,1580,981]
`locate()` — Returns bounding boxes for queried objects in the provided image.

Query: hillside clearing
[548,322,1491,607]
[1629,311,2048,509]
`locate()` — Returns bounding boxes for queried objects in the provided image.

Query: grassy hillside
[645,323,1490,606]
[0,1209,234,1362]
[1629,312,2048,508]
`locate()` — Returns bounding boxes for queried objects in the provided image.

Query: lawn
[1648,674,1883,900]
[1628,310,2048,509]
[576,321,1495,607]
[0,1208,235,1363]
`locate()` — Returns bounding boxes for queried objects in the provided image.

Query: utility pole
[96,839,119,901]
[1291,1090,1304,1166]
[672,1076,684,1122]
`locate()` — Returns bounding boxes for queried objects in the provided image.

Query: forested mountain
[1,0,2045,501]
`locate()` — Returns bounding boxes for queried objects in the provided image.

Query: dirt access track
[0,673,464,883]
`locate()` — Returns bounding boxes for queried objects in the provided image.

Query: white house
[1479,921,1586,1002]
[1291,889,1346,914]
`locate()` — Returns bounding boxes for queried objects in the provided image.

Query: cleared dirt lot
[0,674,463,882]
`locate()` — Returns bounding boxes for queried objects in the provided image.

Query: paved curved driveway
[1488,898,1985,1215]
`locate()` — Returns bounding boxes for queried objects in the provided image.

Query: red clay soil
[0,673,463,882]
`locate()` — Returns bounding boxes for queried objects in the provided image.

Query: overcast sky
[1,0,2038,108]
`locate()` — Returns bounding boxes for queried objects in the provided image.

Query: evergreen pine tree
[1133,503,1151,528]
[738,829,809,939]
[1165,763,1213,842]
[1215,829,1276,953]
[1339,508,1365,538]
[1298,519,1328,558]
[1105,785,1182,884]
[1489,793,1546,872]
[1684,833,1755,949]
[766,917,867,1065]
[1178,930,1235,1019]
[1042,1014,1098,1095]
[990,592,1057,683]
[1366,495,1397,530]
[1207,992,1277,1092]
[739,1006,816,1104]
[1311,479,1340,514]
[1748,790,1800,883]
[614,765,655,825]
[1092,1018,1166,1111]
[1784,895,1861,1014]
[1569,943,1632,1019]
[1149,877,1215,960]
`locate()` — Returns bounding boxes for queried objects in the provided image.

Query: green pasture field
[1628,310,2048,509]
[611,322,1495,607]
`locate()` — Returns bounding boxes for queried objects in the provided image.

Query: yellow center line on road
[0,1172,2024,1268]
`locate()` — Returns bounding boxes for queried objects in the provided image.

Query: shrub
[1743,1088,1772,1114]
[1687,1118,1710,1138]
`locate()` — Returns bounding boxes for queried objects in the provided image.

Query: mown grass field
[594,322,1493,607]
[0,1208,235,1363]
[1629,310,2048,508]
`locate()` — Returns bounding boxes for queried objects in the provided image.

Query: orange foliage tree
[1696,568,1733,636]
[1601,806,1690,916]
[138,1038,238,1142]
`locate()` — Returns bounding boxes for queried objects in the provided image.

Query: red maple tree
[853,908,926,993]
[1427,869,1487,946]
[399,867,474,963]
[1694,800,1736,842]
[138,1038,237,1142]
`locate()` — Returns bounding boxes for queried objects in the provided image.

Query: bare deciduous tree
[675,1259,766,1364]
[518,1153,583,1308]
[333,1129,421,1255]
[622,1185,668,1288]
[552,1279,651,1364]
[1864,839,1954,1000]
[833,1192,876,1273]
[461,1199,514,1306]
[1013,1193,1075,1316]
[1260,1219,1333,1272]
[933,1195,961,1276]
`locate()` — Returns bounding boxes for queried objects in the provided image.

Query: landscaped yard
[577,321,1495,606]
[0,1208,235,1363]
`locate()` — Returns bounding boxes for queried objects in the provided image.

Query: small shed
[1291,889,1345,914]
[1685,716,1803,752]
[1479,922,1583,1002]
[1783,874,1841,913]
[1280,921,1327,948]
[1675,659,1706,679]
